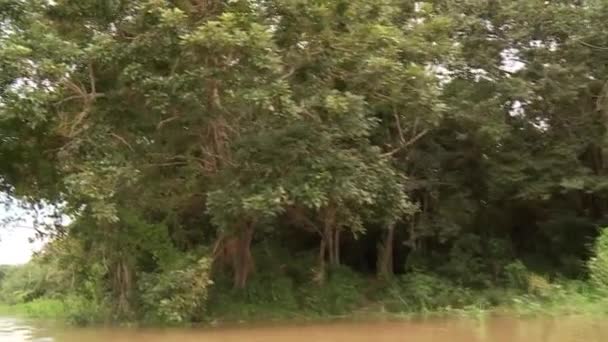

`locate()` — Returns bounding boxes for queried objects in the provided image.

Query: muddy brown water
[1,316,608,342]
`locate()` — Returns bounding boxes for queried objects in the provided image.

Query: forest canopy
[2,0,608,323]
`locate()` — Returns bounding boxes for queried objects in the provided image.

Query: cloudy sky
[0,226,43,265]
[0,197,48,265]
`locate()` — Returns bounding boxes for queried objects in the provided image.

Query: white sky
[0,196,50,265]
[0,226,44,265]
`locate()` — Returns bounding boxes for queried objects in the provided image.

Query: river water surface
[1,316,608,341]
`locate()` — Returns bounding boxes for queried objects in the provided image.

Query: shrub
[0,262,50,304]
[504,260,554,297]
[299,266,366,316]
[527,273,552,297]
[139,256,212,324]
[439,234,491,287]
[504,260,529,290]
[21,298,67,319]
[382,272,473,312]
[206,271,299,321]
[589,227,608,293]
[64,295,109,326]
[0,296,108,325]
[205,243,307,321]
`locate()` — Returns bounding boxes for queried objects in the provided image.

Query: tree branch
[156,116,179,130]
[382,128,430,157]
[110,133,134,152]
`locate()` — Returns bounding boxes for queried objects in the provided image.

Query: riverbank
[3,227,608,327]
[1,278,606,327]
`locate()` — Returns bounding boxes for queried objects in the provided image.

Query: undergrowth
[5,228,608,326]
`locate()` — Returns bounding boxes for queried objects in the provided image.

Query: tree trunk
[323,205,339,267]
[377,224,394,279]
[233,222,254,289]
[315,236,327,284]
[112,257,133,318]
[326,225,335,266]
[334,228,341,266]
[316,205,341,283]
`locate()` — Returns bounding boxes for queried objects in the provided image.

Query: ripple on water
[0,317,50,342]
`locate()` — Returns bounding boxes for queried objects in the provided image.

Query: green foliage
[504,261,530,291]
[382,273,474,313]
[0,262,49,304]
[511,280,608,317]
[63,294,109,326]
[589,228,608,293]
[299,267,367,316]
[440,234,489,286]
[139,257,212,324]
[3,0,608,326]
[0,296,107,326]
[207,272,300,321]
[206,245,305,321]
[14,298,67,320]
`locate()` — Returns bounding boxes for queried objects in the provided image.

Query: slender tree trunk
[323,205,338,267]
[234,222,254,289]
[334,228,341,266]
[316,236,327,284]
[316,204,341,283]
[326,225,335,267]
[377,224,395,279]
[112,256,133,318]
[213,222,256,289]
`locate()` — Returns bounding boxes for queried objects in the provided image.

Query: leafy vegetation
[2,0,608,326]
[589,228,608,293]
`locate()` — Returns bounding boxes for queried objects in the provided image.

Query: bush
[206,271,300,321]
[439,234,492,287]
[589,227,608,293]
[205,243,305,321]
[299,266,366,316]
[527,273,553,297]
[382,272,473,312]
[20,298,67,319]
[0,262,50,304]
[208,264,366,321]
[139,256,212,324]
[0,296,107,325]
[64,295,109,326]
[504,260,529,290]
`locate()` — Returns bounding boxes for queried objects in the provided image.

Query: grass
[0,296,108,326]
[509,282,608,317]
[2,286,608,327]
[0,298,68,320]
[202,273,608,327]
[2,273,608,327]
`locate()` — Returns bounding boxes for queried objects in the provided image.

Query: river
[1,316,607,341]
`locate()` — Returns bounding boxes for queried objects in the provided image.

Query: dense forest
[2,0,608,325]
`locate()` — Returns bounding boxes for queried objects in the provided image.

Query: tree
[3,0,608,321]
